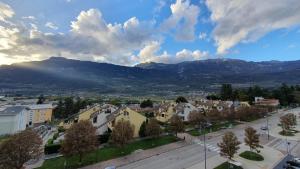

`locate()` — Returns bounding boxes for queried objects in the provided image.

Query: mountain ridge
[1,57,300,94]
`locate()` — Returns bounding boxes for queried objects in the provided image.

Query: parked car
[260,126,268,130]
[287,160,300,167]
[294,158,300,163]
[104,166,116,169]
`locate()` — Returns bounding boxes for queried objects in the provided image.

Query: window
[93,116,98,123]
[124,111,129,116]
[161,114,165,117]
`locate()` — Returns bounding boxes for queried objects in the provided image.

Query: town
[1,0,300,169]
[1,84,300,169]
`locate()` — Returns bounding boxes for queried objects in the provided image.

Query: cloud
[0,2,14,23]
[45,22,58,30]
[161,0,200,41]
[0,8,156,65]
[198,32,207,40]
[22,16,36,20]
[206,0,300,54]
[134,41,209,64]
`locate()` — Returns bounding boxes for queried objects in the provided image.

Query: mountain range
[1,57,300,95]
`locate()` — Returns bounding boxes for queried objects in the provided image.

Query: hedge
[45,144,61,154]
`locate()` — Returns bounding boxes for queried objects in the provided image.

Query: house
[107,107,146,137]
[59,104,103,129]
[27,104,54,126]
[155,102,176,122]
[175,103,198,121]
[90,104,118,135]
[0,106,28,135]
[254,97,280,107]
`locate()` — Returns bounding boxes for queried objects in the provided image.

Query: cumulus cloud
[45,22,58,30]
[0,8,156,65]
[206,0,300,54]
[133,41,209,64]
[0,3,208,65]
[161,0,200,41]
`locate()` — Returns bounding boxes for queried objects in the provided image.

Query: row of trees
[210,83,300,106]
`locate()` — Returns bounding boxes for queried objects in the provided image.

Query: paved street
[117,108,300,169]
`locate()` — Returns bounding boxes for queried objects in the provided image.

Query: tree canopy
[140,99,153,108]
[176,96,188,103]
[0,129,42,169]
[61,120,98,163]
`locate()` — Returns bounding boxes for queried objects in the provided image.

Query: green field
[37,135,178,169]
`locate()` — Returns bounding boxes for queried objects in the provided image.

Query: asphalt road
[118,108,300,169]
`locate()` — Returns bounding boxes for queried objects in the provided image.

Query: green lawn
[214,162,243,169]
[188,121,239,136]
[279,130,295,136]
[239,151,264,161]
[37,135,178,169]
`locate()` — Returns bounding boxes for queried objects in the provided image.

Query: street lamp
[200,121,212,169]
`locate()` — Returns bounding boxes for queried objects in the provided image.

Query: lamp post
[201,121,211,169]
[267,114,270,140]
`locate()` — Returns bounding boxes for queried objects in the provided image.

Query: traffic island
[239,151,264,161]
[214,162,243,169]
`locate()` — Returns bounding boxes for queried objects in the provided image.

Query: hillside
[1,57,300,94]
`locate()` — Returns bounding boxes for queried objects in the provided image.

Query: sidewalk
[80,141,188,169]
[234,144,284,169]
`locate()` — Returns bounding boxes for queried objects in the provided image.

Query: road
[119,108,300,169]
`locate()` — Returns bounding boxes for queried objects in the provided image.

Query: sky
[0,0,300,66]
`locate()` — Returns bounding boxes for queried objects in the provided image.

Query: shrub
[44,144,61,154]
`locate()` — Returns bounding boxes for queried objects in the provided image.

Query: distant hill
[1,57,300,94]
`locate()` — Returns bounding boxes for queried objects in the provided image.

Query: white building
[90,104,118,135]
[0,106,28,135]
[175,103,198,121]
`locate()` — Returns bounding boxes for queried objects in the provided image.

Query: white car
[105,166,116,169]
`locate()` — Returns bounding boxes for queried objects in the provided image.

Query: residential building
[90,104,118,135]
[0,106,28,135]
[59,104,102,129]
[175,103,198,121]
[155,102,176,122]
[27,104,54,126]
[108,107,146,137]
[255,97,280,107]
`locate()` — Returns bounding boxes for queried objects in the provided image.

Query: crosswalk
[193,139,220,153]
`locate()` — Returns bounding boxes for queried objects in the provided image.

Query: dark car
[287,160,300,167]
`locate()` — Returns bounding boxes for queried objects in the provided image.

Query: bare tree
[170,115,184,136]
[111,120,134,147]
[244,127,263,152]
[0,129,42,169]
[61,120,98,163]
[188,110,205,128]
[218,131,241,161]
[146,119,161,138]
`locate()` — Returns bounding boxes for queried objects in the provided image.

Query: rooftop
[0,106,28,116]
